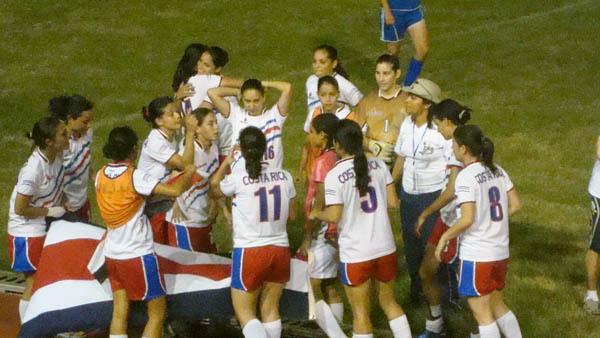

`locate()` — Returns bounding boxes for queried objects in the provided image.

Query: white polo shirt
[138,129,178,182]
[394,116,449,194]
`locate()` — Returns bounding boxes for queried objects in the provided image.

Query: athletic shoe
[417,329,447,338]
[584,298,600,315]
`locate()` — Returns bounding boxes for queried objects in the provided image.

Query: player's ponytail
[172,43,208,91]
[429,99,471,126]
[102,126,138,161]
[240,126,266,180]
[142,96,173,128]
[311,113,339,149]
[26,117,61,150]
[335,119,369,195]
[315,45,349,79]
[454,125,498,174]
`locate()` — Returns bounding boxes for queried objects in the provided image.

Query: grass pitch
[1,0,600,336]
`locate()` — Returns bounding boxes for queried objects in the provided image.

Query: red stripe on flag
[157,256,231,281]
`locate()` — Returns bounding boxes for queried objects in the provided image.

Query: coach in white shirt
[391,79,448,299]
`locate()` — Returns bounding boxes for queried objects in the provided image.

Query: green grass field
[2,0,600,336]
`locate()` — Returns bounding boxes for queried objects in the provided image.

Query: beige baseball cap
[402,78,441,104]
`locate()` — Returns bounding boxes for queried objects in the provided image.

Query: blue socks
[404,58,423,86]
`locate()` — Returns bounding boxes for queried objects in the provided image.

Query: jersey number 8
[488,186,503,221]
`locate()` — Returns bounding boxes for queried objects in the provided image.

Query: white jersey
[138,129,178,182]
[227,101,286,169]
[440,148,463,227]
[305,73,363,111]
[183,74,223,111]
[302,103,353,133]
[455,162,514,262]
[394,116,449,194]
[589,159,600,198]
[8,149,65,237]
[63,128,93,210]
[220,164,296,248]
[167,140,220,227]
[324,156,396,263]
[101,165,159,259]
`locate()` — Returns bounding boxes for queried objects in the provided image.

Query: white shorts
[309,238,338,279]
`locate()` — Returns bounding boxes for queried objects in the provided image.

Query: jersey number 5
[255,185,281,222]
[488,186,503,221]
[359,178,378,213]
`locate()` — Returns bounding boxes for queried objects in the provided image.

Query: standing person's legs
[232,288,268,338]
[260,282,285,338]
[143,296,166,338]
[467,296,500,338]
[405,18,429,86]
[110,289,130,336]
[344,281,372,336]
[8,235,45,323]
[586,195,600,313]
[377,280,411,338]
[490,291,522,338]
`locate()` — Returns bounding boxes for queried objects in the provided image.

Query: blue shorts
[590,196,600,253]
[380,7,424,42]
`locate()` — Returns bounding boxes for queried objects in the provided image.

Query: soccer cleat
[584,298,600,315]
[417,329,447,338]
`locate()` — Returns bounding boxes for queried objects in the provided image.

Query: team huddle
[7,2,527,337]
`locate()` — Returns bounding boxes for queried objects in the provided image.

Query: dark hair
[311,114,339,149]
[334,120,368,195]
[429,99,471,126]
[241,79,264,96]
[102,126,138,161]
[48,94,93,121]
[26,117,61,150]
[208,46,229,69]
[239,126,266,180]
[142,96,173,128]
[376,54,400,71]
[317,75,339,92]
[172,43,208,91]
[453,125,497,173]
[315,44,349,79]
[192,107,214,125]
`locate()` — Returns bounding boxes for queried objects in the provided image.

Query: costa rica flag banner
[19,220,309,338]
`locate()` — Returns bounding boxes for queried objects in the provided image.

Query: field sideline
[2,0,600,336]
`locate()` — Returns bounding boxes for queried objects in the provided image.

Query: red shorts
[73,200,91,222]
[427,216,459,263]
[339,251,397,286]
[458,259,508,297]
[167,222,217,253]
[231,245,291,291]
[7,235,45,272]
[149,212,168,245]
[105,253,166,301]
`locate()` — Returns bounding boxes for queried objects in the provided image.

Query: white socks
[243,319,268,338]
[389,315,412,338]
[315,300,347,338]
[425,316,444,334]
[263,319,282,338]
[352,334,373,338]
[330,302,344,322]
[429,304,442,318]
[496,311,522,338]
[478,322,501,338]
[586,290,599,301]
[109,335,128,338]
[19,299,29,323]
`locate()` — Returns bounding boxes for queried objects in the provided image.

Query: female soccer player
[380,0,429,86]
[207,79,292,169]
[297,113,346,338]
[210,126,296,338]
[138,96,198,243]
[355,54,408,168]
[166,107,220,252]
[435,125,522,338]
[413,99,471,338]
[311,120,412,338]
[306,44,363,112]
[586,134,600,315]
[48,94,94,221]
[391,78,445,300]
[8,117,69,322]
[96,126,196,338]
[297,75,355,184]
